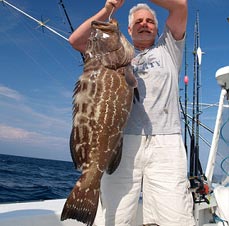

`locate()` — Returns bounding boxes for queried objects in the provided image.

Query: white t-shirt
[124,26,185,135]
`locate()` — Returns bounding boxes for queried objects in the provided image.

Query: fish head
[86,19,134,70]
[85,19,134,70]
[90,19,121,55]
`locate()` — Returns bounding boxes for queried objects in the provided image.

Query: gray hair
[128,3,158,28]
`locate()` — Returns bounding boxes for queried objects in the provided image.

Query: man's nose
[140,20,147,26]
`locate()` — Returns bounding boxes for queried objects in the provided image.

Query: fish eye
[102,32,110,39]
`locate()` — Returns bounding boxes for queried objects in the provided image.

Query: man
[69,0,195,225]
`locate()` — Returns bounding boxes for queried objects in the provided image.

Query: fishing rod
[1,0,69,42]
[184,38,189,155]
[59,0,85,62]
[190,12,198,179]
[195,10,200,177]
[189,11,210,204]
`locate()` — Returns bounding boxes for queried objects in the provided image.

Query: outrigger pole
[195,11,205,177]
[190,10,205,179]
[59,0,85,62]
[195,10,201,177]
[189,11,209,204]
[59,0,74,33]
[190,11,198,180]
[1,0,68,42]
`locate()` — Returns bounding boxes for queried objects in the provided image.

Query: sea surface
[0,154,81,203]
[0,153,227,205]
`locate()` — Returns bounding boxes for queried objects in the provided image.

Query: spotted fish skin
[61,19,136,226]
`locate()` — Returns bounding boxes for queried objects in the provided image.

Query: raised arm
[150,0,187,40]
[69,0,125,53]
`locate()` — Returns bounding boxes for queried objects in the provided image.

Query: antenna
[1,0,68,41]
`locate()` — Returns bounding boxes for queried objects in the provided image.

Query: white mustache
[138,29,152,33]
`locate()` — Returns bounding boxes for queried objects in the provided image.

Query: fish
[60,18,137,226]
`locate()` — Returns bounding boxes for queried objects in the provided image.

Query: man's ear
[128,26,132,36]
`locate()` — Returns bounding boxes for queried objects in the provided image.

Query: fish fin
[72,80,81,119]
[61,177,100,226]
[133,87,140,103]
[69,126,90,170]
[106,137,123,174]
[69,128,78,169]
[124,65,138,88]
[73,80,81,94]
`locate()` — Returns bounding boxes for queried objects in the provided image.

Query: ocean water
[0,154,81,203]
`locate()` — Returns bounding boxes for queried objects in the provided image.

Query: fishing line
[108,6,115,21]
[2,28,65,88]
[181,118,212,147]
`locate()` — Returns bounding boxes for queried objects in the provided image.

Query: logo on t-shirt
[132,53,161,73]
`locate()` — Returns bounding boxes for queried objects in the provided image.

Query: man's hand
[105,0,125,13]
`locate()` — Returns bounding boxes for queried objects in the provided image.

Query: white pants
[94,134,196,226]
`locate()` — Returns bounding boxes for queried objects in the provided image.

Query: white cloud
[0,84,72,160]
[0,123,68,147]
[0,124,30,139]
[0,84,71,135]
[0,85,24,101]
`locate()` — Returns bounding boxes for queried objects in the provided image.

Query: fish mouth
[91,19,118,32]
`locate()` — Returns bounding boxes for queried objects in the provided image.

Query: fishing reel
[189,174,210,204]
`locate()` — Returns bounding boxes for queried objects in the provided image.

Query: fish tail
[61,178,100,226]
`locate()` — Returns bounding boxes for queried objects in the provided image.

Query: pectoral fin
[106,137,123,175]
[125,65,137,88]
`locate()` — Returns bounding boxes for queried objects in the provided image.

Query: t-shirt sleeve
[157,25,185,74]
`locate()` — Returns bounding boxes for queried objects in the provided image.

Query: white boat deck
[0,199,84,226]
[0,198,143,226]
[0,197,220,226]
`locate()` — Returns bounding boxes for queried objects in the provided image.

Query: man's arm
[150,0,188,40]
[69,0,125,53]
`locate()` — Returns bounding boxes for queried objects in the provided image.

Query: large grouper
[61,18,137,226]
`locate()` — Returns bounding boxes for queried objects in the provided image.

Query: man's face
[128,9,158,49]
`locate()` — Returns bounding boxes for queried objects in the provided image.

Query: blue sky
[0,0,229,167]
